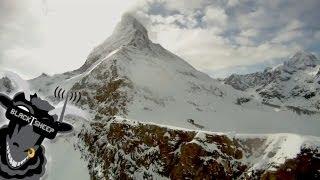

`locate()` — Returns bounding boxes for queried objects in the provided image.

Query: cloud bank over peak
[130,0,320,77]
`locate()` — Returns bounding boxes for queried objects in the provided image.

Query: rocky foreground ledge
[77,117,320,180]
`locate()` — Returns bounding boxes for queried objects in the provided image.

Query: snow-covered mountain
[225,51,320,112]
[1,14,319,179]
[28,14,320,136]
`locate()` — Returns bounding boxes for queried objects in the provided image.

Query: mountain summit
[78,14,151,73]
[112,13,149,43]
[284,50,319,70]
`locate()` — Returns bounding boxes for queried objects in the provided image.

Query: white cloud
[145,21,298,73]
[0,0,140,78]
[132,0,319,77]
[234,36,254,46]
[240,29,259,38]
[149,14,198,28]
[227,0,239,7]
[163,0,207,13]
[203,6,228,29]
[285,19,304,31]
[271,20,304,43]
[315,31,320,40]
[272,30,304,44]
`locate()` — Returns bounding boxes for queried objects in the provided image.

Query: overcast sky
[0,0,319,79]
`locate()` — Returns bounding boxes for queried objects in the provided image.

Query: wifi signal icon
[54,86,82,104]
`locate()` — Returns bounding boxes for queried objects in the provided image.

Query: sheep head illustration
[0,92,73,179]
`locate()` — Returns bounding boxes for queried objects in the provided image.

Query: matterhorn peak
[107,13,150,49]
[113,13,149,39]
[77,13,151,73]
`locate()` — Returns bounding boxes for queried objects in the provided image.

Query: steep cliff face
[77,117,320,179]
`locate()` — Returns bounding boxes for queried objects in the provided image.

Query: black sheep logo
[0,91,74,179]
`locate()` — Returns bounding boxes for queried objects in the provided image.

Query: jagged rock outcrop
[78,117,320,179]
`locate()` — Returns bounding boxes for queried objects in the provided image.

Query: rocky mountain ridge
[225,51,320,111]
